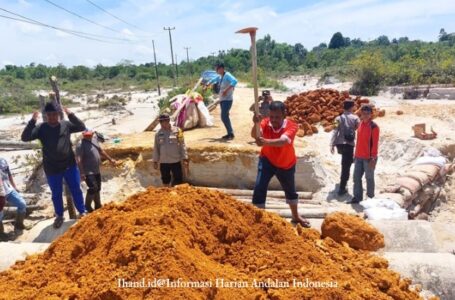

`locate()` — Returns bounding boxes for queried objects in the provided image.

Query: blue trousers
[0,190,27,221]
[252,157,298,207]
[220,101,233,135]
[46,165,86,217]
[353,158,375,201]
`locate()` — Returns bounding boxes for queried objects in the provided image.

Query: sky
[0,0,455,68]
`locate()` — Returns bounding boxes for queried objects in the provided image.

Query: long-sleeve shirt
[152,127,188,164]
[217,71,238,102]
[330,112,360,147]
[354,120,380,160]
[21,113,86,175]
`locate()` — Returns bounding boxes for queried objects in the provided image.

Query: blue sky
[0,0,454,67]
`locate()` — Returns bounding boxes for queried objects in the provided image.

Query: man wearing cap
[330,100,360,196]
[215,63,238,140]
[76,130,116,212]
[251,101,311,228]
[0,158,29,238]
[21,103,87,228]
[250,90,274,117]
[152,114,189,186]
[349,105,380,204]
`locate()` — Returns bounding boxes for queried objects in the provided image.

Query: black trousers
[336,144,354,191]
[85,174,102,194]
[160,162,183,186]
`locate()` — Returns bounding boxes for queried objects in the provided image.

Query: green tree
[328,32,346,49]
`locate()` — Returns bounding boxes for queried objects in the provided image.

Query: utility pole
[163,26,177,86]
[175,54,179,84]
[152,40,161,96]
[184,46,192,82]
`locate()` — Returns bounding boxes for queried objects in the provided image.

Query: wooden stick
[266,209,328,219]
[205,187,313,199]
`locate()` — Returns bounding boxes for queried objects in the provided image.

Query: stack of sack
[171,91,214,130]
[365,148,453,220]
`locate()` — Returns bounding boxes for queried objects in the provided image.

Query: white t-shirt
[0,158,15,196]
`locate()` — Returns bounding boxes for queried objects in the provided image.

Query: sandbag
[197,101,214,128]
[396,176,421,194]
[409,164,440,179]
[415,156,446,168]
[183,102,199,130]
[382,184,400,193]
[404,171,432,186]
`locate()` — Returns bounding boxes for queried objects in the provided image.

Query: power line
[0,7,129,44]
[44,0,124,34]
[0,13,117,43]
[85,0,143,32]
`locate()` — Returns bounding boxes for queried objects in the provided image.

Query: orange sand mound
[321,212,386,251]
[0,185,419,300]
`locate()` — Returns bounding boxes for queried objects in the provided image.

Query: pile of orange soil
[0,185,421,300]
[284,88,386,136]
[321,212,385,251]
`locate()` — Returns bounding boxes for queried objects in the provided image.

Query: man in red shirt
[349,105,380,204]
[251,101,310,228]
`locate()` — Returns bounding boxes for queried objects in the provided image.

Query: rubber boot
[85,193,94,213]
[0,222,10,242]
[93,192,102,210]
[14,212,31,234]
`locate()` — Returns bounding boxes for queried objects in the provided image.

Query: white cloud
[14,21,42,34]
[134,45,155,56]
[1,0,455,67]
[17,0,31,8]
[55,20,74,38]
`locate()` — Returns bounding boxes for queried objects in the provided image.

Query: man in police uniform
[152,114,189,186]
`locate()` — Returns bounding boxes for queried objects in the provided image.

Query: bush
[350,52,385,96]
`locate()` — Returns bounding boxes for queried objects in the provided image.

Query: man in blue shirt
[215,63,238,140]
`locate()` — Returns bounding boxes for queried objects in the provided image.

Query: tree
[374,35,391,46]
[439,28,449,42]
[351,38,365,47]
[293,43,307,59]
[328,32,346,49]
[312,43,327,52]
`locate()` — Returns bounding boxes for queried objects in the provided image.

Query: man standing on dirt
[21,103,87,228]
[250,90,274,117]
[76,130,116,213]
[215,63,238,140]
[152,113,189,187]
[251,101,311,228]
[330,100,360,196]
[0,158,29,238]
[349,105,380,204]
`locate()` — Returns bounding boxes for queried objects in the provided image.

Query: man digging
[251,101,311,228]
[76,130,116,213]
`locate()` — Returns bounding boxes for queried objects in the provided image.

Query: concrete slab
[0,242,50,271]
[383,252,455,300]
[17,218,76,243]
[431,222,455,253]
[369,220,439,253]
